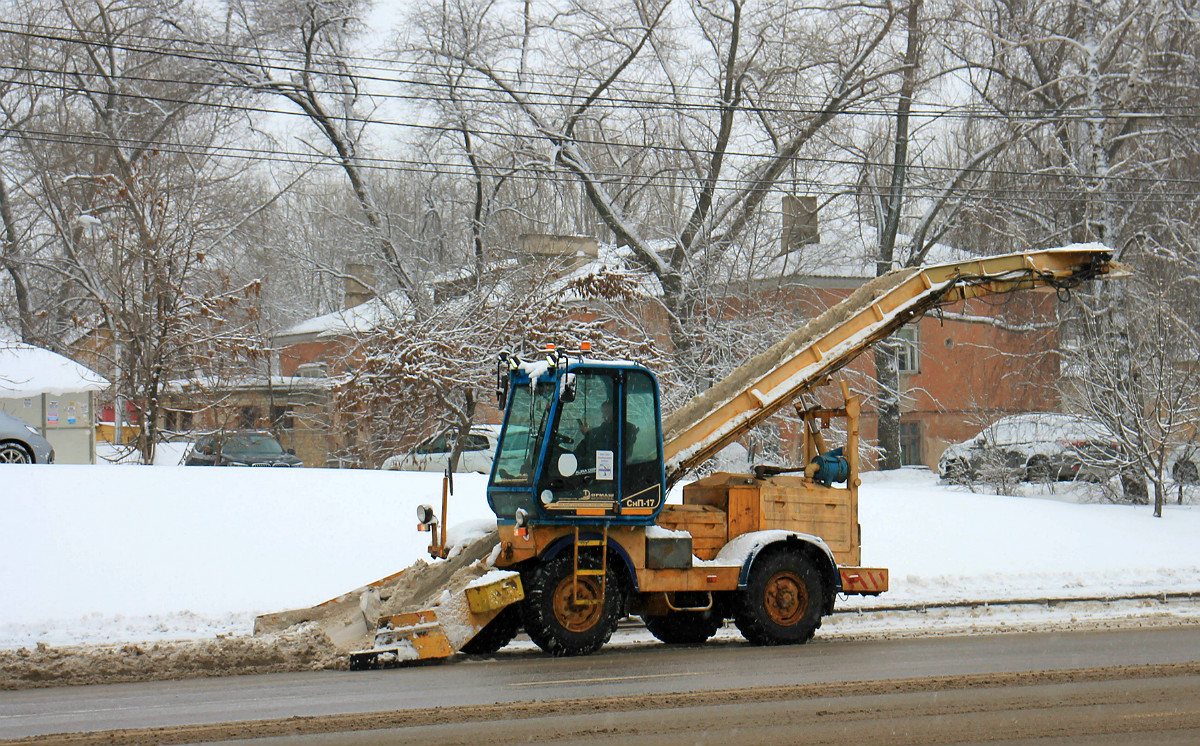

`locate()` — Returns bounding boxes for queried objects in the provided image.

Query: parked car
[184,431,302,467]
[938,413,1119,483]
[0,410,54,464]
[382,425,502,473]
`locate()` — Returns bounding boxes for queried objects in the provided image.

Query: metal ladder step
[572,525,609,606]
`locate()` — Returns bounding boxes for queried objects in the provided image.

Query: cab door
[535,367,665,521]
[619,369,664,515]
[538,370,619,515]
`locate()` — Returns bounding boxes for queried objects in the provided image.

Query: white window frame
[895,327,920,374]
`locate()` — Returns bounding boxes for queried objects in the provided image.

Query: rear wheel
[733,548,825,646]
[1025,454,1054,482]
[643,606,722,645]
[0,442,32,464]
[459,603,522,655]
[521,551,621,657]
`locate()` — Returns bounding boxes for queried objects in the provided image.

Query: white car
[938,413,1119,482]
[382,425,502,473]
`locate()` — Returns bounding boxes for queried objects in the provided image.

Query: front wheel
[733,548,825,646]
[521,551,621,657]
[0,443,32,463]
[940,457,970,483]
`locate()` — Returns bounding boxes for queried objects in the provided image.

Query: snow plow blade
[349,571,523,669]
[251,568,409,637]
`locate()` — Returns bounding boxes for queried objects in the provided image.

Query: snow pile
[0,627,342,690]
[0,343,108,398]
[0,466,496,647]
[848,469,1200,607]
[1,464,1198,658]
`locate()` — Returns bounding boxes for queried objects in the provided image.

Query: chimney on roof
[782,195,820,253]
[343,262,375,310]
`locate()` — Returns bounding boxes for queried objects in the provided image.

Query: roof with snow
[272,225,978,345]
[164,374,334,393]
[0,343,110,398]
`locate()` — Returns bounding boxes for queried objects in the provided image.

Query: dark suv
[184,431,303,467]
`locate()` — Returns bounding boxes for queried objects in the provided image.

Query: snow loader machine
[337,246,1125,667]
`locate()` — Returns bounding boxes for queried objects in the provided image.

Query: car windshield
[491,383,554,486]
[224,434,284,456]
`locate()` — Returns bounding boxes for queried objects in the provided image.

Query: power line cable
[10,127,1197,207]
[1,21,1195,122]
[4,71,1199,194]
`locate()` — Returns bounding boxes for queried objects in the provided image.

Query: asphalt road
[3,626,1200,744]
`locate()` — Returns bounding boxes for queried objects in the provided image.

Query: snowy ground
[2,465,1198,650]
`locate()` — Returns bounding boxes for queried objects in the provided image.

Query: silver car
[0,410,54,463]
[382,425,501,473]
[938,413,1118,483]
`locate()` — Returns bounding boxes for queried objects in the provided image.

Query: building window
[896,327,920,374]
[271,405,294,430]
[239,406,259,429]
[163,409,192,433]
[899,421,922,466]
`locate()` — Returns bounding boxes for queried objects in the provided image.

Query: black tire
[643,607,722,645]
[941,457,970,483]
[0,442,32,464]
[459,603,522,655]
[1024,454,1054,482]
[733,548,825,646]
[521,551,621,657]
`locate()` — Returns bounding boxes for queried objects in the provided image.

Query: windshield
[492,382,554,486]
[224,434,284,456]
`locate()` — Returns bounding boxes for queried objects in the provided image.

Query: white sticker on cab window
[596,450,614,480]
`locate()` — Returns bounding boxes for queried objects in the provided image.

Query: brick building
[265,233,1066,471]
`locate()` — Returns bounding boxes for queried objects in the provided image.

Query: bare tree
[213,0,425,310]
[334,265,663,468]
[949,0,1200,510]
[1064,239,1200,515]
[3,0,268,462]
[403,0,904,378]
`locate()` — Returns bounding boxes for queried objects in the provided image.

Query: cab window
[622,370,662,505]
[540,372,618,508]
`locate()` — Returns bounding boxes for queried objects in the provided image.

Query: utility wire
[10,127,1197,207]
[3,72,1198,196]
[1,21,1195,121]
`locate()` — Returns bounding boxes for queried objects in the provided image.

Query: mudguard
[714,529,842,598]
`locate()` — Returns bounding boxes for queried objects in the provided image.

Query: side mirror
[286,448,296,455]
[496,354,511,408]
[559,373,577,404]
